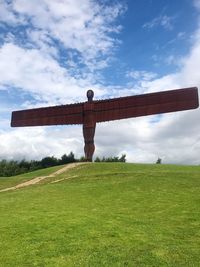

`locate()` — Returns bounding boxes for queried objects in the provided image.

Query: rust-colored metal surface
[11,102,84,127]
[94,87,199,122]
[11,87,199,161]
[83,101,96,162]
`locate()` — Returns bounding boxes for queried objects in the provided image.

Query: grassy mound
[0,163,200,266]
[0,165,64,191]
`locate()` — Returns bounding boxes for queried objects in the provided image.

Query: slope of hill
[0,163,86,192]
[0,163,200,266]
[0,165,64,191]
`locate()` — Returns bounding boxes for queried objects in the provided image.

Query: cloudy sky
[0,0,200,164]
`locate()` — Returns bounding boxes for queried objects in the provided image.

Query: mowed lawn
[0,163,200,266]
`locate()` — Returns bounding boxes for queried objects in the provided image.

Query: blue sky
[0,0,200,164]
[102,0,199,85]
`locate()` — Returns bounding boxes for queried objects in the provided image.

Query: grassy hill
[0,163,200,266]
[0,165,63,191]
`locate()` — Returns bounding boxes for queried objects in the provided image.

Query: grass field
[0,163,200,266]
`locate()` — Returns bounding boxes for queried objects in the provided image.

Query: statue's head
[87,90,94,102]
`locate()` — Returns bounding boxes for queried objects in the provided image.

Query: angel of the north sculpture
[11,87,199,161]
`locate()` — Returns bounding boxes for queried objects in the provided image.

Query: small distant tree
[60,152,75,164]
[79,156,86,162]
[94,157,101,162]
[93,154,126,163]
[102,157,106,162]
[119,154,126,162]
[156,157,162,164]
[29,160,42,171]
[41,156,58,168]
[68,151,75,163]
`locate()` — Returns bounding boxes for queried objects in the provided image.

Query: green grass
[0,165,64,190]
[0,163,200,266]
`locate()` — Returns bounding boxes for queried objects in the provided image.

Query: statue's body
[11,87,199,161]
[83,90,96,161]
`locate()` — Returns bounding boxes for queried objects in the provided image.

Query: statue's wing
[11,102,84,127]
[94,87,199,123]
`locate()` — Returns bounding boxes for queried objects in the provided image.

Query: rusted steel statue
[11,87,199,161]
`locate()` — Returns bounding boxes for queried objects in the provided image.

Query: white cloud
[194,0,200,10]
[0,0,125,104]
[165,55,176,65]
[94,106,200,165]
[0,127,84,161]
[0,0,25,25]
[180,32,200,87]
[0,43,107,104]
[127,70,157,81]
[0,0,125,68]
[143,15,175,31]
[128,30,200,94]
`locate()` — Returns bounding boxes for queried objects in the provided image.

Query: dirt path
[0,163,86,193]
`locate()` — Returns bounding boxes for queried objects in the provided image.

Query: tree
[94,157,101,162]
[0,152,78,177]
[156,157,162,164]
[41,156,58,168]
[60,152,76,164]
[94,154,126,163]
[119,154,126,162]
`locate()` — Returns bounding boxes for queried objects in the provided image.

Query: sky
[0,0,200,164]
